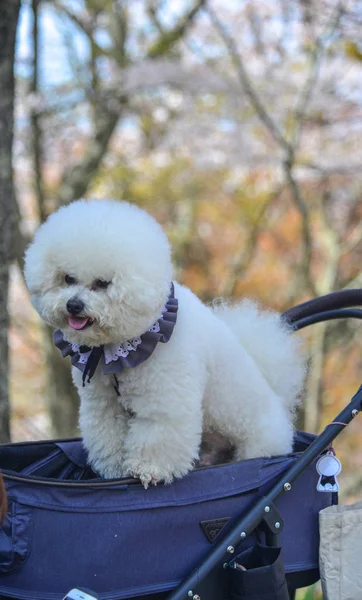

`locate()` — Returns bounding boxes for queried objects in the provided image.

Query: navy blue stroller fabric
[0,432,334,600]
[230,543,290,600]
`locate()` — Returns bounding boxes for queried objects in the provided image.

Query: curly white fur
[24,199,306,486]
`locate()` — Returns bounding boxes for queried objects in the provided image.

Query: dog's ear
[0,474,7,524]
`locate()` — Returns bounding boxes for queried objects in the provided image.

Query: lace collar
[54,283,178,387]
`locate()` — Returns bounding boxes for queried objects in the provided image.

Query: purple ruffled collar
[54,283,178,388]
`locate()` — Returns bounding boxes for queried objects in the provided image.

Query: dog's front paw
[123,460,188,489]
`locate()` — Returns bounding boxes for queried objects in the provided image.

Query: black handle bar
[282,289,362,325]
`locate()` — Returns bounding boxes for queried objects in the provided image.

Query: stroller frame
[166,289,362,600]
[1,289,362,600]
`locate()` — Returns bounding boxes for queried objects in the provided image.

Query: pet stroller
[0,289,361,600]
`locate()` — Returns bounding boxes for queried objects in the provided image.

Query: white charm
[316,451,342,492]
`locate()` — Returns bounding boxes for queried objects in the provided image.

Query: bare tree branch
[57,108,121,205]
[207,5,319,297]
[291,45,324,151]
[291,3,344,149]
[53,2,113,60]
[30,0,46,222]
[341,222,362,255]
[283,156,316,297]
[207,5,291,154]
[148,0,207,58]
[220,186,282,298]
[246,4,264,56]
[146,1,165,35]
[303,322,328,433]
[207,4,346,304]
[55,0,207,207]
[108,1,128,66]
[342,272,362,290]
[13,201,31,273]
[302,162,362,176]
[302,192,341,432]
[281,5,342,297]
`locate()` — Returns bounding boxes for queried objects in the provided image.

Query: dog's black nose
[66,298,85,315]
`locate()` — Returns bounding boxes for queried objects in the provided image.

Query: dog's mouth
[68,316,95,330]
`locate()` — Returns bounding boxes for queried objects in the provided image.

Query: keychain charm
[316,451,342,492]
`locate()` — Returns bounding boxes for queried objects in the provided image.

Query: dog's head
[24,199,173,346]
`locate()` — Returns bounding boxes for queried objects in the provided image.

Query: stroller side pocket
[230,543,289,600]
[0,502,33,574]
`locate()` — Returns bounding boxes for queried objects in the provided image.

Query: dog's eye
[65,274,77,285]
[94,279,111,289]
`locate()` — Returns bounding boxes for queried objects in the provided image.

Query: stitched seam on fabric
[8,488,260,512]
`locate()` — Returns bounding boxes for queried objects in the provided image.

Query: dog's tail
[212,299,306,411]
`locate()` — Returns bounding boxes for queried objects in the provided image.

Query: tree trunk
[0,0,20,442]
[43,327,80,437]
[25,0,79,438]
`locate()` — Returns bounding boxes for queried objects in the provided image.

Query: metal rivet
[264,506,270,512]
[352,409,359,418]
[240,531,246,539]
[284,482,291,491]
[275,522,281,529]
[227,545,235,553]
[223,562,229,569]
[188,592,193,598]
[193,596,201,600]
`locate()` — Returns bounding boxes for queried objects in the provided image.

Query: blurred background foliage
[3,0,362,513]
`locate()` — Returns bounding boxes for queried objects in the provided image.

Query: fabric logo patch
[200,517,231,543]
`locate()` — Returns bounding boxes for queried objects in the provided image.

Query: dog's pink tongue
[68,316,89,330]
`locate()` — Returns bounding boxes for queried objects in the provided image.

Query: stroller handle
[282,288,362,325]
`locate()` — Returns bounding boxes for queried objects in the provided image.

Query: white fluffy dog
[24,199,305,486]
